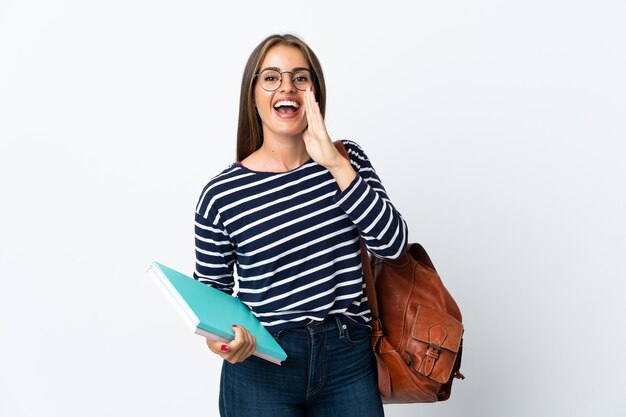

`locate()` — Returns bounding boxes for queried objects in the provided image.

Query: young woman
[194,34,408,417]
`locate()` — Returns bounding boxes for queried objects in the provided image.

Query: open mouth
[273,100,300,117]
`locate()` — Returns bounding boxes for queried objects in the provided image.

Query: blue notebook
[148,262,287,365]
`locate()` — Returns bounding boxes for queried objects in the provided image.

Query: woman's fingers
[302,87,345,170]
[303,87,332,148]
[304,87,323,137]
[205,338,229,355]
[240,329,257,360]
[205,325,256,364]
[229,325,256,363]
[304,87,315,124]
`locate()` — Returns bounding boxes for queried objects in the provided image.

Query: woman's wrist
[328,157,357,191]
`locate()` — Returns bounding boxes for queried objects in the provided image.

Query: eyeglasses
[254,68,315,92]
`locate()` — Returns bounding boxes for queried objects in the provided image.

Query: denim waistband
[272,315,346,338]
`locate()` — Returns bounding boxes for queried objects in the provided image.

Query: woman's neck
[242,135,310,172]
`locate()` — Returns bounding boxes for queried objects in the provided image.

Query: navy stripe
[194,140,408,333]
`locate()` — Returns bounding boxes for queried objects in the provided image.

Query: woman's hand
[205,325,256,364]
[302,87,337,167]
[303,87,356,190]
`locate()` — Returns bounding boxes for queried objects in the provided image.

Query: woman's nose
[279,75,296,92]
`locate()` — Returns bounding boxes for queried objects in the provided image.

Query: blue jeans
[219,315,384,417]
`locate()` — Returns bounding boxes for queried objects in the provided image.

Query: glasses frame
[253,67,316,92]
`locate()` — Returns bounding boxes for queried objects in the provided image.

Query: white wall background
[1,1,624,416]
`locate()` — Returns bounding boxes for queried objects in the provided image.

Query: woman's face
[254,44,313,141]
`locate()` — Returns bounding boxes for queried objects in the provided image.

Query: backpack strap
[332,141,382,326]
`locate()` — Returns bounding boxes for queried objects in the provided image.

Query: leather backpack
[335,141,465,403]
[360,243,465,403]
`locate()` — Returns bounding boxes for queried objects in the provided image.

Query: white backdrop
[1,1,625,416]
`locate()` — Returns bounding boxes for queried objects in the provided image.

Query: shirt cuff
[333,175,369,216]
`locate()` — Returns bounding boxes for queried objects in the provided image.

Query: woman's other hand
[206,325,257,364]
[303,87,356,190]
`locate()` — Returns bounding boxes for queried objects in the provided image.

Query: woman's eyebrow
[258,66,311,72]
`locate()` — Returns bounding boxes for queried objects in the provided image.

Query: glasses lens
[292,69,313,91]
[259,70,281,91]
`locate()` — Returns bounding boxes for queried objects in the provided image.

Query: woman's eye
[293,74,309,83]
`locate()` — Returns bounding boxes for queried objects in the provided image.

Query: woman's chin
[266,120,307,138]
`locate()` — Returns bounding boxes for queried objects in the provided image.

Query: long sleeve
[333,140,408,259]
[193,198,236,294]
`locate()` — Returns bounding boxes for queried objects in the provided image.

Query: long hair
[236,34,326,162]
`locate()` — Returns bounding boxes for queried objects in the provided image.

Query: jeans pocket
[343,322,371,345]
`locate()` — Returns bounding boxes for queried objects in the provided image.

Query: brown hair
[236,34,326,162]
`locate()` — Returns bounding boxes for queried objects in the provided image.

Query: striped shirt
[194,140,408,333]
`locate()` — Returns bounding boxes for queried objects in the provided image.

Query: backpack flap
[405,305,464,384]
